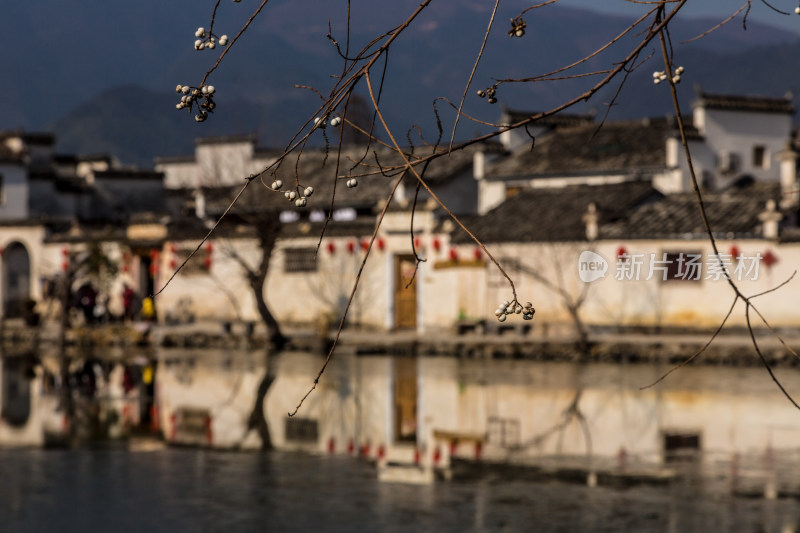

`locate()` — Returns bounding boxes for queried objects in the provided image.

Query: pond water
[0,447,799,532]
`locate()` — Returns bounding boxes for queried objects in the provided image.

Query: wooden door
[393,357,417,442]
[394,255,417,330]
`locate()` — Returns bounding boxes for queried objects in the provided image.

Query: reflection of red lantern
[763,249,778,268]
[616,246,627,258]
[449,249,458,261]
[347,241,355,254]
[361,239,369,251]
[730,245,740,259]
[473,247,482,260]
[326,242,336,254]
[433,238,441,252]
[377,237,385,251]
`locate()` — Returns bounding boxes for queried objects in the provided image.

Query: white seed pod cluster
[653,66,684,85]
[174,84,217,121]
[194,26,229,51]
[796,6,800,14]
[495,300,535,322]
[329,116,342,127]
[346,178,358,188]
[280,185,314,208]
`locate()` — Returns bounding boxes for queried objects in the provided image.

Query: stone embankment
[2,318,799,367]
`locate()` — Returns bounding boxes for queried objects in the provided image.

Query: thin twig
[449,0,501,151]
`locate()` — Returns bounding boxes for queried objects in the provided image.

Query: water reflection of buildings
[151,347,800,491]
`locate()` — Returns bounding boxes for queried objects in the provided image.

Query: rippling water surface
[1,447,800,532]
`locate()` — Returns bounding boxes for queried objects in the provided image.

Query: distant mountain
[3,2,798,166]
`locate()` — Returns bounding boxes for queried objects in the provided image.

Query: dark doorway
[3,242,31,318]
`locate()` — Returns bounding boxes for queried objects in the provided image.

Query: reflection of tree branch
[523,389,592,460]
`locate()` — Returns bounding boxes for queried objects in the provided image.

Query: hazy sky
[560,0,800,33]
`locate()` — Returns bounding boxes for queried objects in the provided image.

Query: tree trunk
[247,349,275,449]
[243,212,285,449]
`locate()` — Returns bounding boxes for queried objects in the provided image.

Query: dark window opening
[285,418,319,443]
[664,432,701,461]
[488,416,521,448]
[284,248,317,273]
[753,145,767,169]
[661,251,703,282]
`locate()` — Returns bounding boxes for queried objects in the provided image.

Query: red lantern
[377,237,385,251]
[61,247,70,257]
[414,237,422,250]
[169,243,178,254]
[326,242,336,254]
[449,248,458,261]
[205,242,214,254]
[169,258,177,270]
[122,252,131,262]
[347,241,355,254]
[616,246,627,258]
[473,247,482,260]
[361,239,369,251]
[203,256,212,270]
[730,245,740,260]
[149,263,158,275]
[121,264,129,274]
[61,261,69,272]
[433,238,441,252]
[149,249,159,260]
[763,249,778,268]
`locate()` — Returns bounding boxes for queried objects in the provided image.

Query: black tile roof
[695,92,794,115]
[601,181,783,239]
[451,181,660,244]
[203,143,481,214]
[501,109,595,128]
[487,118,675,179]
